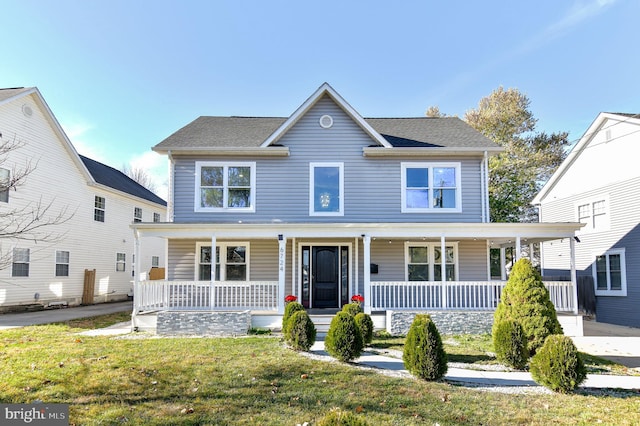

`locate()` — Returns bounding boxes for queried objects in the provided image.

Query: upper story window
[405,242,458,281]
[153,212,161,222]
[134,207,142,222]
[401,163,462,213]
[196,242,249,281]
[94,196,105,222]
[55,250,70,277]
[0,168,10,203]
[12,248,30,277]
[116,252,126,272]
[195,162,256,212]
[310,162,344,216]
[594,248,626,296]
[576,197,609,234]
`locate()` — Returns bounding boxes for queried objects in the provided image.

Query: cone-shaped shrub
[282,301,305,336]
[354,312,374,346]
[530,335,587,393]
[325,311,363,362]
[317,408,369,426]
[342,302,363,317]
[492,319,529,370]
[286,310,317,351]
[403,314,448,380]
[493,258,562,355]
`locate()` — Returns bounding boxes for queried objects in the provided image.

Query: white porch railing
[135,281,279,312]
[370,281,575,312]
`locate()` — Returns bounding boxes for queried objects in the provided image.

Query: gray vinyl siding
[539,175,640,327]
[172,96,484,224]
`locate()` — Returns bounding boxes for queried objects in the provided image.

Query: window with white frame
[116,252,126,272]
[55,250,70,277]
[196,242,249,281]
[134,207,142,222]
[576,197,609,233]
[195,162,256,212]
[310,162,344,216]
[94,196,105,222]
[0,167,10,203]
[406,243,457,281]
[593,248,626,296]
[401,163,461,212]
[152,256,159,268]
[153,212,161,222]
[12,248,30,277]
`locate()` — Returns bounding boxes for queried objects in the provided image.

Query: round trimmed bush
[530,335,586,393]
[325,311,363,362]
[317,409,369,426]
[282,301,305,336]
[342,303,363,317]
[492,319,529,370]
[403,314,448,381]
[493,258,562,355]
[354,312,374,346]
[286,310,317,351]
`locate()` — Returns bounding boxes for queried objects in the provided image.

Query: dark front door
[312,246,339,308]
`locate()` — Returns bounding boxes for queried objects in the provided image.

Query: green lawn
[1,315,639,425]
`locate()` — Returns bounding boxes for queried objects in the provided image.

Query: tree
[121,163,157,193]
[464,87,570,222]
[0,137,74,269]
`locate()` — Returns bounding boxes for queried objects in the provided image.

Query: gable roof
[532,112,640,204]
[0,87,34,104]
[80,155,166,206]
[154,84,500,154]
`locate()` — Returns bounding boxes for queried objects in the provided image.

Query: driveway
[572,319,640,368]
[0,301,132,329]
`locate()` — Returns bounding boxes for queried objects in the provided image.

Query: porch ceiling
[132,222,582,243]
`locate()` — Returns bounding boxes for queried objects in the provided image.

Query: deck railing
[370,281,575,312]
[135,280,279,312]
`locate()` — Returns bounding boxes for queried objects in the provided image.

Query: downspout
[481,151,486,223]
[483,151,490,223]
[167,150,175,222]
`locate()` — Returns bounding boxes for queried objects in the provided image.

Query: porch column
[278,235,287,314]
[441,235,447,309]
[132,230,141,330]
[515,236,522,262]
[500,247,507,280]
[570,237,578,315]
[363,235,371,314]
[210,235,216,310]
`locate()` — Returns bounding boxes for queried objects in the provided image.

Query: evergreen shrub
[492,319,529,369]
[325,311,363,362]
[402,314,448,380]
[342,303,363,317]
[354,313,374,346]
[282,301,305,336]
[493,258,562,355]
[286,310,317,351]
[530,335,587,393]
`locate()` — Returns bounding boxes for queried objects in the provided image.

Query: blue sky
[2,0,638,199]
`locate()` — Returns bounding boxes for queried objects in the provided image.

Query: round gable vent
[22,104,33,118]
[319,114,333,129]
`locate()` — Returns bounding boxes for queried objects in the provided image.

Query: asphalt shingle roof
[80,155,166,206]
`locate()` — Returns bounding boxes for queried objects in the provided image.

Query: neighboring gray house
[132,83,582,334]
[533,112,640,328]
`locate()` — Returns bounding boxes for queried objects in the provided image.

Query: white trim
[575,194,610,235]
[593,247,627,297]
[54,249,71,277]
[363,146,502,157]
[401,162,462,213]
[195,241,251,282]
[194,161,256,213]
[404,241,459,282]
[319,114,334,129]
[309,162,344,216]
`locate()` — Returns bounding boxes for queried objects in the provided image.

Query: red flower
[351,294,364,303]
[284,295,297,303]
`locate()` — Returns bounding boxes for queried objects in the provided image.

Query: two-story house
[132,83,582,335]
[533,112,640,328]
[0,87,167,311]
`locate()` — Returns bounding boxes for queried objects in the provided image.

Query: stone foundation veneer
[157,311,251,336]
[386,310,494,336]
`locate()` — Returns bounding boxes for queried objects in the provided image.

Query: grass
[0,316,639,425]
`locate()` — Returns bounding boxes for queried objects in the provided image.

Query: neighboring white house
[533,112,640,328]
[0,87,167,311]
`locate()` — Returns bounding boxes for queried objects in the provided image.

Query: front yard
[1,314,639,425]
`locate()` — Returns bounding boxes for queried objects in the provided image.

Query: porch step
[309,315,334,333]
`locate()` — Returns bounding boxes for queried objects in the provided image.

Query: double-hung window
[197,242,249,281]
[55,250,70,277]
[116,253,126,272]
[12,248,30,277]
[406,243,458,281]
[310,162,344,216]
[401,163,461,213]
[0,167,10,203]
[94,196,105,222]
[134,207,142,222]
[576,197,609,234]
[195,162,256,212]
[593,248,626,296]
